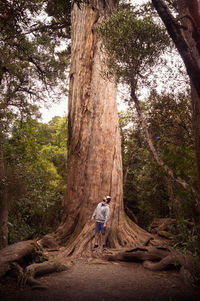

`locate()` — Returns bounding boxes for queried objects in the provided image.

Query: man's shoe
[93,244,98,249]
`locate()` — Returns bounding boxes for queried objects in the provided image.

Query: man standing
[92,196,111,249]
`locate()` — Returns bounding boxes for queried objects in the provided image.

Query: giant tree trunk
[42,1,153,257]
[0,143,8,249]
[151,0,200,206]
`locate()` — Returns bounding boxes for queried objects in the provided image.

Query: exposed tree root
[0,240,69,290]
[104,246,171,262]
[1,236,199,289]
[40,217,164,261]
[142,254,179,271]
[1,220,198,290]
[0,240,40,278]
[20,261,69,289]
[38,234,59,250]
[102,245,199,286]
[142,251,200,285]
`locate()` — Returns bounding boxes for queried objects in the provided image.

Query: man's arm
[92,203,99,219]
[103,206,110,226]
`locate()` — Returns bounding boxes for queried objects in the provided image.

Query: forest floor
[0,258,200,301]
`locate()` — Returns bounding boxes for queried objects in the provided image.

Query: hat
[106,196,111,203]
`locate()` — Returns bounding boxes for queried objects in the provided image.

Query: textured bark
[105,246,171,262]
[151,0,200,205]
[0,240,39,277]
[0,143,8,249]
[191,84,200,200]
[176,0,200,201]
[142,250,197,274]
[143,254,178,271]
[40,1,156,257]
[105,245,198,283]
[20,261,68,288]
[151,0,200,98]
[0,240,68,289]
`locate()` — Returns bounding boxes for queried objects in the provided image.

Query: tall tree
[0,143,8,249]
[6,116,67,244]
[0,0,69,246]
[42,0,152,256]
[120,92,196,225]
[98,7,195,192]
[151,0,200,207]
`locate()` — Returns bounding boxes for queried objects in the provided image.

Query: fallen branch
[0,240,68,290]
[0,240,40,278]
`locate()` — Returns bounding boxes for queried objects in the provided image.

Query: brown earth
[0,260,200,301]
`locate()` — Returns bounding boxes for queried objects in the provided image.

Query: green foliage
[170,219,200,254]
[119,109,166,227]
[0,0,85,244]
[170,220,200,287]
[0,0,70,142]
[99,3,198,254]
[98,6,170,85]
[146,91,198,215]
[45,0,86,38]
[4,115,67,243]
[120,91,197,228]
[0,1,70,244]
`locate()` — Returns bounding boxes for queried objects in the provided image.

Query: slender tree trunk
[151,0,200,206]
[163,176,181,219]
[176,0,200,201]
[123,149,134,185]
[130,86,192,191]
[0,143,8,249]
[151,0,200,98]
[191,84,200,200]
[42,1,152,256]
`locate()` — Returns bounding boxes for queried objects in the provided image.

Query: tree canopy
[98,2,199,256]
[98,5,170,87]
[0,0,70,139]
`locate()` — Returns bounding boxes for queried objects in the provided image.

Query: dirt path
[1,261,200,301]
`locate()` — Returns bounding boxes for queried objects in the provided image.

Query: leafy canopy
[98,6,170,86]
[0,0,71,137]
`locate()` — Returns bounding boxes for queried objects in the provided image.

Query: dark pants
[95,221,106,234]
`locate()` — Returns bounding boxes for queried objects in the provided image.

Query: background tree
[0,0,70,248]
[151,0,200,207]
[98,5,195,195]
[4,115,67,244]
[120,91,196,229]
[98,3,199,254]
[0,143,7,248]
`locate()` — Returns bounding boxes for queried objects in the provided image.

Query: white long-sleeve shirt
[92,202,110,224]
